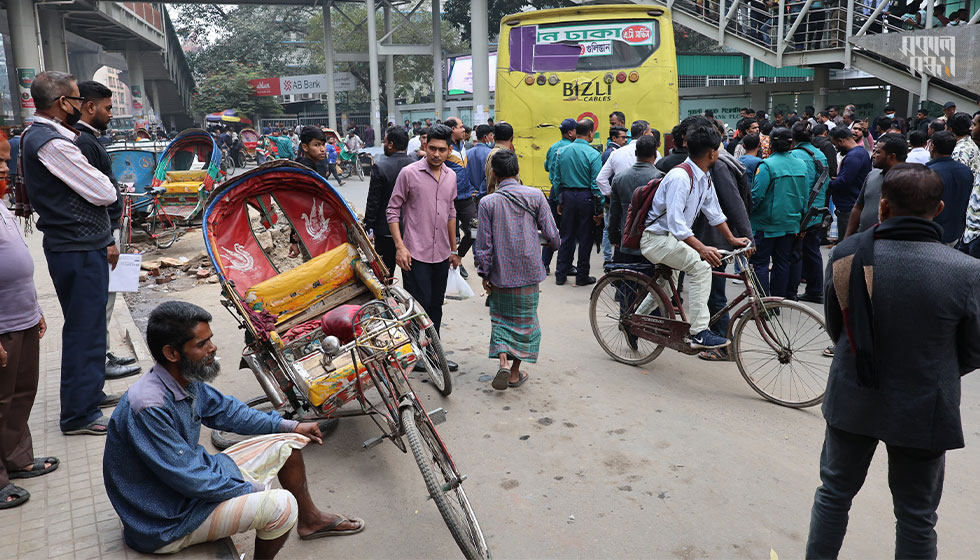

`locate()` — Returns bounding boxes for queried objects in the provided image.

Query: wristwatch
[450,250,459,256]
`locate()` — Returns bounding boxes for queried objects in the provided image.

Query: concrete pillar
[812,67,829,112]
[383,4,396,127]
[67,52,104,82]
[323,3,337,130]
[150,80,162,125]
[39,8,69,72]
[890,88,910,117]
[7,0,43,124]
[365,0,382,137]
[470,0,490,124]
[432,0,444,120]
[749,86,767,114]
[126,50,147,126]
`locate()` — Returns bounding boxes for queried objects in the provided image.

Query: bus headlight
[524,74,535,85]
[616,72,628,83]
[548,74,559,85]
[628,71,640,82]
[536,74,547,85]
[603,73,614,84]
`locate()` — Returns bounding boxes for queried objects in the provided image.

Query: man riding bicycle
[639,118,752,350]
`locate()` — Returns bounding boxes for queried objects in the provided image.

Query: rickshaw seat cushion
[161,181,203,194]
[320,304,361,344]
[166,170,208,182]
[244,243,358,321]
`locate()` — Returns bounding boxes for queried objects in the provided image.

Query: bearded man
[103,302,364,557]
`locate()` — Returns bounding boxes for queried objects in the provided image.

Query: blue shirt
[446,140,470,199]
[466,142,493,197]
[326,143,338,164]
[829,145,872,211]
[104,365,297,553]
[738,154,763,178]
[926,156,974,244]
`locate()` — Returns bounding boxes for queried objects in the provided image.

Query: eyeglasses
[62,95,84,102]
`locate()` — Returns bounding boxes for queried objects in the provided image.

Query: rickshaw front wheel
[210,395,339,450]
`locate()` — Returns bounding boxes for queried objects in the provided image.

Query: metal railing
[672,0,974,55]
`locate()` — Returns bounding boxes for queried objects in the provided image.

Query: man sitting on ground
[104,301,363,557]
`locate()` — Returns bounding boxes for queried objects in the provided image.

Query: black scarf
[845,216,941,387]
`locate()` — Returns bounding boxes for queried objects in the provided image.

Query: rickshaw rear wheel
[402,406,490,560]
[407,322,452,396]
[210,395,339,450]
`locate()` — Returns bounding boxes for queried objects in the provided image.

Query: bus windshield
[508,19,660,73]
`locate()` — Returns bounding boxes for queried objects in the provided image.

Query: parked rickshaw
[134,127,152,141]
[241,128,259,162]
[201,161,490,559]
[107,146,162,212]
[150,128,223,223]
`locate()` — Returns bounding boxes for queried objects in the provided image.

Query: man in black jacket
[363,126,412,274]
[77,81,141,381]
[805,164,980,559]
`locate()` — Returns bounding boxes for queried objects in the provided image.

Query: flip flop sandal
[508,372,529,388]
[0,484,30,509]
[697,349,728,362]
[63,417,109,436]
[9,457,60,479]
[822,346,835,358]
[300,516,365,540]
[491,368,510,391]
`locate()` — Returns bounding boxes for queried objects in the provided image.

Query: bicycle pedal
[427,407,447,425]
[362,434,386,449]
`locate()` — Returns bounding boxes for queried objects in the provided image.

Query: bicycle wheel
[413,323,451,395]
[730,299,829,408]
[356,160,365,181]
[402,406,490,560]
[148,208,178,249]
[210,395,339,449]
[589,271,671,365]
[120,215,132,254]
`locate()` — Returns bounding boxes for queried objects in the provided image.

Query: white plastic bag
[445,266,475,300]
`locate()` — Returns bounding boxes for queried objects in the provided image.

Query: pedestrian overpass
[3,0,194,127]
[652,0,979,112]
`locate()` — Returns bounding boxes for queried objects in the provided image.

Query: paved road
[152,164,980,559]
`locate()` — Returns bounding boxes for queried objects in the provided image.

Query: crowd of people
[3,68,980,558]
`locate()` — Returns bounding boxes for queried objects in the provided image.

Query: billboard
[250,72,356,96]
[447,54,497,95]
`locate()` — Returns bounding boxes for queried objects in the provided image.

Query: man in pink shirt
[386,125,461,371]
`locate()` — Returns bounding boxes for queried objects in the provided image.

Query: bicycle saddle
[603,261,660,276]
[149,186,168,196]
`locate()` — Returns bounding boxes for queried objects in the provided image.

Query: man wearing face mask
[21,71,118,436]
[77,80,142,382]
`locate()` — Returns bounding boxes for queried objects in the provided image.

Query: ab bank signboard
[250,73,356,96]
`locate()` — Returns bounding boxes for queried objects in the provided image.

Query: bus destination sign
[537,22,654,45]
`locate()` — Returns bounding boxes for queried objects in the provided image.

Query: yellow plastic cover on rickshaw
[162,181,204,194]
[307,338,416,408]
[166,170,208,182]
[244,243,358,321]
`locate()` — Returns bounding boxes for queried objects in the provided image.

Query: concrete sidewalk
[0,230,233,559]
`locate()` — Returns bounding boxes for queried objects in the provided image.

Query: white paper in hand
[444,267,475,300]
[108,254,143,292]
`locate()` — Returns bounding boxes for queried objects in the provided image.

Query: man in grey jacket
[805,163,980,559]
[608,136,662,264]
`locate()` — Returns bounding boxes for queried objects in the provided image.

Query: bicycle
[119,186,179,252]
[220,145,237,176]
[589,245,830,408]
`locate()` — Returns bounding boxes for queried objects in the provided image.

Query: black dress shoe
[575,276,597,286]
[105,363,141,380]
[106,352,137,366]
[555,276,566,286]
[570,266,578,276]
[544,265,551,276]
[459,265,468,278]
[447,360,459,372]
[797,292,824,304]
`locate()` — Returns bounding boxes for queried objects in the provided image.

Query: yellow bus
[496,4,678,191]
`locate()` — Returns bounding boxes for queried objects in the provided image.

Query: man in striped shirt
[22,71,118,436]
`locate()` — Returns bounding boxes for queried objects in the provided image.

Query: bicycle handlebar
[718,242,753,260]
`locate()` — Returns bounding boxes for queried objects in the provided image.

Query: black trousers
[455,197,476,258]
[806,425,945,559]
[44,247,108,432]
[789,231,823,297]
[373,235,396,277]
[402,258,450,333]
[556,189,595,281]
[542,196,561,267]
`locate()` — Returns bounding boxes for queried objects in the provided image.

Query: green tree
[444,0,573,42]
[191,63,283,121]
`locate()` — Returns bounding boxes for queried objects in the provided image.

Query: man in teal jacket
[552,120,603,286]
[788,121,830,303]
[541,118,577,274]
[749,127,809,298]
